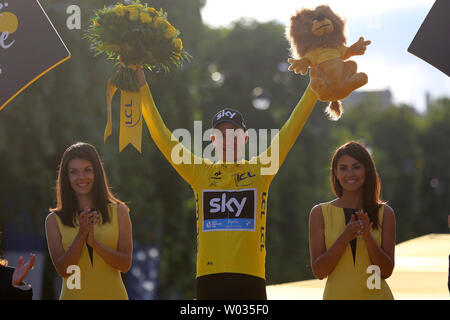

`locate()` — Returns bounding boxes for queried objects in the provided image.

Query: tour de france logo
[0,1,17,62]
[0,2,18,75]
[0,2,18,40]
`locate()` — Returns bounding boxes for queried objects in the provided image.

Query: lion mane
[286,5,347,58]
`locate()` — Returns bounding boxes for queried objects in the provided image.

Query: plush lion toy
[286,5,371,120]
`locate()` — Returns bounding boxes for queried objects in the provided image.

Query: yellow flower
[173,38,183,51]
[93,20,100,27]
[132,4,145,11]
[127,7,139,21]
[140,12,152,24]
[154,17,165,28]
[114,5,126,17]
[146,7,157,15]
[164,26,177,39]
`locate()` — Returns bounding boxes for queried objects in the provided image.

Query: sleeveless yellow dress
[321,202,394,300]
[54,203,128,300]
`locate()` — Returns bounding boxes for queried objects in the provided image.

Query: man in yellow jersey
[136,67,318,299]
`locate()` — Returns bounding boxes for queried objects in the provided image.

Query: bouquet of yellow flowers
[86,1,189,92]
[85,1,190,153]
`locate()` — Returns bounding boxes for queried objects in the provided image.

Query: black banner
[2,300,445,319]
[0,0,70,110]
[408,0,450,77]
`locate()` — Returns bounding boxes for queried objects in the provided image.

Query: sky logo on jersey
[202,189,256,231]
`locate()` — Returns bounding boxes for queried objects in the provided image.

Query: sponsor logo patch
[234,171,256,187]
[202,188,256,231]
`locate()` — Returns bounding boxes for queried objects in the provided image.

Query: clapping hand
[12,253,35,286]
[355,210,373,239]
[86,210,100,247]
[343,214,362,242]
[79,208,97,239]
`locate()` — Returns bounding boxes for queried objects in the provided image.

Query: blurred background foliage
[0,0,448,299]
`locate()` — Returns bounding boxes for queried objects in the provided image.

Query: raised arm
[257,84,317,179]
[137,68,200,185]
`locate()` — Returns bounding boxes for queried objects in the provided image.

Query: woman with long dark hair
[45,142,132,299]
[309,141,395,299]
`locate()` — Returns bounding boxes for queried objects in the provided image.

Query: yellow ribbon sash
[104,68,146,152]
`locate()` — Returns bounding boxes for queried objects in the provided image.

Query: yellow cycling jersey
[141,84,317,279]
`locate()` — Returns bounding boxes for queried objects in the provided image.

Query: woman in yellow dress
[309,141,395,299]
[45,142,132,300]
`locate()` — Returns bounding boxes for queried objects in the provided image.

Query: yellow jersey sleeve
[140,84,202,185]
[256,84,317,182]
